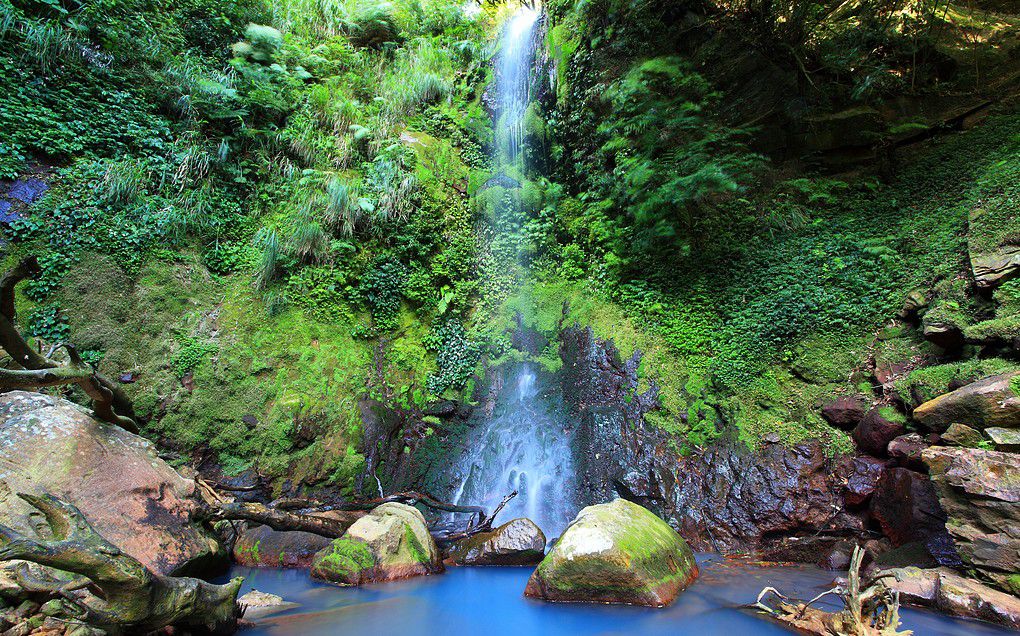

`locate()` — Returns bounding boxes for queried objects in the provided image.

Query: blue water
[221,555,1012,636]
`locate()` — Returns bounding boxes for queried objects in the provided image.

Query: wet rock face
[561,326,860,555]
[445,518,545,566]
[869,467,960,567]
[524,499,699,607]
[884,567,1020,629]
[311,503,442,586]
[923,446,1020,594]
[0,391,225,576]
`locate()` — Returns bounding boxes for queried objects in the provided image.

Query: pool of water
[219,555,1011,636]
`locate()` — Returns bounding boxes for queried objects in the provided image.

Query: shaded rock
[923,446,1020,593]
[237,590,299,620]
[524,499,698,607]
[817,539,857,571]
[972,245,1020,290]
[0,392,224,576]
[869,467,958,566]
[445,518,545,566]
[852,407,906,456]
[820,395,869,430]
[899,290,928,320]
[234,510,363,568]
[936,569,1020,629]
[760,535,849,564]
[922,321,964,352]
[887,433,929,471]
[985,426,1020,452]
[310,502,442,586]
[843,456,886,506]
[912,372,1020,432]
[941,422,983,448]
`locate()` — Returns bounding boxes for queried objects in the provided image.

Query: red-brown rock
[852,408,906,456]
[843,456,887,506]
[0,391,224,576]
[869,467,958,566]
[821,395,869,430]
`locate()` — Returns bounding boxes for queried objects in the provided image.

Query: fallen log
[433,490,519,544]
[0,493,242,635]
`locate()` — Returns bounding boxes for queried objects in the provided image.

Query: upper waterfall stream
[447,7,579,538]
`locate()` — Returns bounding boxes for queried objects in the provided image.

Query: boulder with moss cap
[310,502,442,585]
[524,498,699,607]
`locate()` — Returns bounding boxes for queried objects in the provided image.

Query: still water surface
[222,555,1012,636]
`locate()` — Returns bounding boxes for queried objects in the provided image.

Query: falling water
[450,364,578,537]
[449,8,578,537]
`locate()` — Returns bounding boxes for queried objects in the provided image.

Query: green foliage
[424,318,479,395]
[170,335,217,377]
[26,304,69,342]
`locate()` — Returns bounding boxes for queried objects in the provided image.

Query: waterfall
[448,7,578,538]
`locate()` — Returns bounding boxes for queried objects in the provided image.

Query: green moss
[316,539,375,582]
[894,359,1020,407]
[403,525,428,565]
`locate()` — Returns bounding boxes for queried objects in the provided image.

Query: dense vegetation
[2,0,1018,493]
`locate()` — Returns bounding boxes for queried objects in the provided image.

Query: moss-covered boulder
[310,502,442,585]
[912,372,1020,432]
[446,518,545,566]
[234,510,363,569]
[524,499,698,607]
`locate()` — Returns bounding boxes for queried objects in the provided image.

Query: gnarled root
[753,545,911,636]
[0,493,241,635]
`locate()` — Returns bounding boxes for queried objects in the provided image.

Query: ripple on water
[218,555,1014,636]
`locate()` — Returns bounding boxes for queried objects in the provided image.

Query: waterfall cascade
[448,7,579,538]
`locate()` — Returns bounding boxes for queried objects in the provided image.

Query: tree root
[0,257,138,432]
[753,545,911,636]
[0,493,241,635]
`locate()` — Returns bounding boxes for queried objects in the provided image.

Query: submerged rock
[0,391,224,576]
[445,518,545,566]
[524,499,698,607]
[310,502,442,585]
[238,590,299,620]
[923,446,1020,594]
[911,372,1020,432]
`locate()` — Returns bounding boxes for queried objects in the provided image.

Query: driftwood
[200,489,516,544]
[433,490,519,544]
[0,257,138,432]
[754,545,911,636]
[0,493,242,635]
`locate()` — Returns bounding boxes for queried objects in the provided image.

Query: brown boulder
[936,569,1020,629]
[972,245,1020,290]
[887,433,929,471]
[852,407,906,456]
[820,395,868,430]
[912,372,1020,432]
[0,392,224,576]
[923,446,1020,593]
[869,467,958,566]
[446,518,545,566]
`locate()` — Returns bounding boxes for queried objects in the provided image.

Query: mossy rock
[524,499,698,607]
[912,372,1020,432]
[310,502,442,586]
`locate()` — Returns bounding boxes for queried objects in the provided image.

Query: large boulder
[524,499,699,607]
[972,245,1020,290]
[912,373,1020,432]
[234,510,363,569]
[310,502,442,585]
[0,392,224,576]
[842,456,886,506]
[923,446,1020,594]
[445,518,545,566]
[852,407,906,456]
